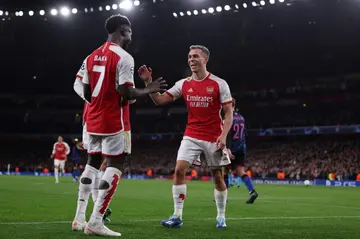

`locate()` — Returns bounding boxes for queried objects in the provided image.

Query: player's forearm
[128,87,152,98]
[144,80,165,105]
[222,112,233,138]
[73,78,85,100]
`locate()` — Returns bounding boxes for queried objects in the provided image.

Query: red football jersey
[78,42,135,135]
[52,142,70,160]
[166,73,232,142]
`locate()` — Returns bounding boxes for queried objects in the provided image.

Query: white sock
[214,189,227,219]
[74,164,98,223]
[89,167,121,226]
[172,184,186,219]
[54,168,59,182]
[91,172,102,202]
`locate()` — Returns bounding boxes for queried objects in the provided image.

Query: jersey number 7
[92,65,105,97]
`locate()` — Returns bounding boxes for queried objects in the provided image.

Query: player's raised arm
[116,55,167,99]
[138,65,181,105]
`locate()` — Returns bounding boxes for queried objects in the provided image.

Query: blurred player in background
[71,14,166,236]
[72,139,82,182]
[139,45,233,228]
[226,98,258,203]
[51,136,70,183]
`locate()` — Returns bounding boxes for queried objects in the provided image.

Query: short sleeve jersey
[77,42,135,135]
[165,73,232,142]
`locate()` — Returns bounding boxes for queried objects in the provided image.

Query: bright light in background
[260,0,266,5]
[84,8,88,13]
[119,0,133,10]
[99,6,103,11]
[90,7,94,12]
[51,9,58,15]
[179,12,184,16]
[0,10,3,16]
[243,3,248,8]
[173,12,177,17]
[201,9,206,14]
[15,12,19,17]
[216,6,222,12]
[134,0,140,6]
[19,11,23,16]
[224,5,231,11]
[60,7,70,16]
[252,2,257,7]
[105,5,111,11]
[208,7,214,13]
[72,8,78,14]
[270,0,275,4]
[39,10,45,15]
[5,11,9,16]
[29,10,34,16]
[235,4,239,9]
[279,0,285,2]
[186,11,191,16]
[193,10,198,15]
[112,4,118,10]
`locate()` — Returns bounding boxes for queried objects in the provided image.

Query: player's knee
[211,169,224,185]
[99,180,110,190]
[175,160,188,179]
[80,177,93,192]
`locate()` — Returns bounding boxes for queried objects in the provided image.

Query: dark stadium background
[0,0,359,180]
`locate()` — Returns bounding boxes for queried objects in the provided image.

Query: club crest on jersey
[206,86,214,94]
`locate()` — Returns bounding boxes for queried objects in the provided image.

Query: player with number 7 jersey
[71,14,167,237]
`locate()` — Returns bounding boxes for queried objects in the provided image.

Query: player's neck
[107,36,124,49]
[192,70,209,81]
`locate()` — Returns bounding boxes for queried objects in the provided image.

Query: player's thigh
[177,137,203,166]
[102,133,125,157]
[121,130,131,155]
[82,123,89,150]
[202,141,231,169]
[87,134,102,154]
[54,159,60,167]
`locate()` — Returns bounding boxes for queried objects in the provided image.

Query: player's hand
[138,65,152,82]
[146,77,168,93]
[228,149,235,160]
[216,135,227,150]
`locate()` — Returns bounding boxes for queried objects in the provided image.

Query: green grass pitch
[0,176,359,239]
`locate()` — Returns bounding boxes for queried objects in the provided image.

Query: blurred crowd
[1,136,359,181]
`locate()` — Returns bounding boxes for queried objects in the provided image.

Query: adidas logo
[188,88,193,93]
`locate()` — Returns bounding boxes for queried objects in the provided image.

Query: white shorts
[82,124,89,150]
[88,133,125,156]
[122,130,131,155]
[177,136,231,168]
[54,159,65,169]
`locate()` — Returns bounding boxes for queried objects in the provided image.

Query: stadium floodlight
[216,6,222,12]
[105,5,111,11]
[99,6,103,11]
[186,11,191,16]
[60,7,70,16]
[84,8,88,13]
[0,10,3,16]
[208,7,214,13]
[39,10,45,15]
[279,0,284,2]
[29,10,34,16]
[119,0,133,10]
[224,5,231,11]
[19,11,23,16]
[134,0,140,6]
[270,0,275,4]
[112,4,118,10]
[260,0,266,5]
[173,12,177,17]
[193,10,198,15]
[5,11,9,16]
[252,2,257,7]
[15,12,19,16]
[51,9,58,15]
[179,11,184,16]
[72,8,78,14]
[201,9,207,14]
[90,7,94,12]
[235,4,239,9]
[243,3,248,8]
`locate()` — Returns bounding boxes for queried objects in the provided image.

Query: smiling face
[188,48,209,73]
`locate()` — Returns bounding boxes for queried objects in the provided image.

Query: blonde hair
[189,45,210,59]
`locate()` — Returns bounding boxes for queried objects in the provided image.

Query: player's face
[188,49,208,72]
[121,25,132,49]
[58,136,63,142]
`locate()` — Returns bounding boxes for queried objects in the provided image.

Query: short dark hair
[189,45,210,58]
[105,14,131,34]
